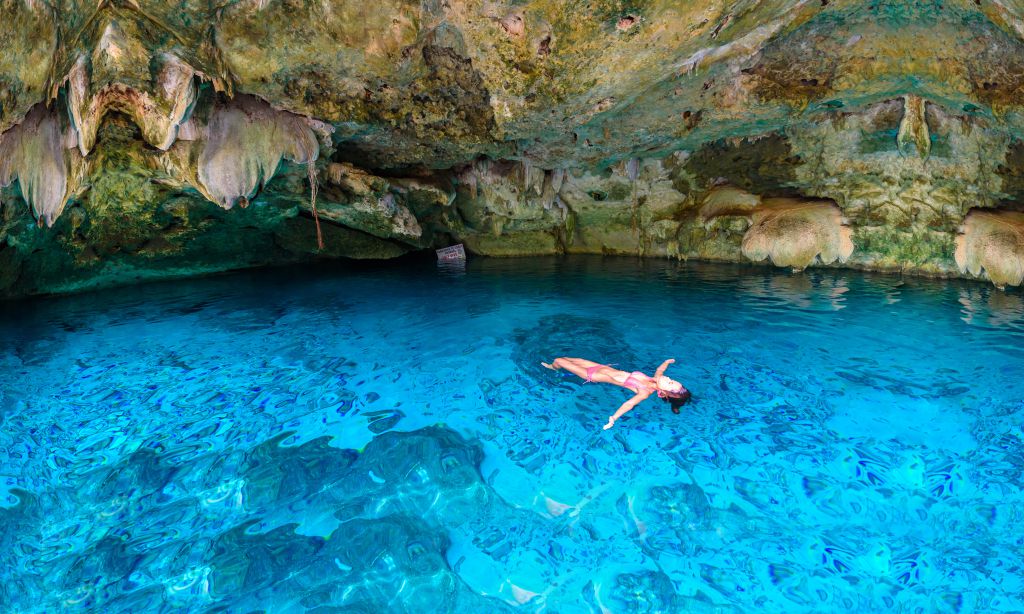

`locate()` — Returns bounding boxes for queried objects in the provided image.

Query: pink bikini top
[624,371,681,398]
[622,371,649,392]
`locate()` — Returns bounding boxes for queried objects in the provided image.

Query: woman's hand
[655,358,676,379]
[604,393,646,430]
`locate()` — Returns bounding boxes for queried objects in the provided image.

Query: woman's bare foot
[603,418,615,430]
[541,361,557,370]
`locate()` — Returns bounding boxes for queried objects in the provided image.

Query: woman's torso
[615,370,652,393]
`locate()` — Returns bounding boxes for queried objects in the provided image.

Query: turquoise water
[2,257,1024,613]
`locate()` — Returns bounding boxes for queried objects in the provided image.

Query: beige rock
[955,209,1024,288]
[7,0,1024,295]
[742,199,855,271]
[0,104,84,226]
[698,185,762,223]
[65,51,198,155]
[195,95,325,210]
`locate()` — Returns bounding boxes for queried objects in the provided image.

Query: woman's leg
[543,357,616,383]
[543,357,591,371]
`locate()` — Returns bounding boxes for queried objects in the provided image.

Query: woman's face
[658,376,683,393]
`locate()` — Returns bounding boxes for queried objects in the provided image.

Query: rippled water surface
[2,257,1024,613]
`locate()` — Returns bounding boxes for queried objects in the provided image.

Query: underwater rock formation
[0,423,512,612]
[4,0,1024,294]
[955,209,1024,288]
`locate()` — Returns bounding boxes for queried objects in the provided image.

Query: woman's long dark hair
[664,389,692,414]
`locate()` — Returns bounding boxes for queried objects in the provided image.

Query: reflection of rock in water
[738,271,849,310]
[959,286,1024,328]
[512,314,642,381]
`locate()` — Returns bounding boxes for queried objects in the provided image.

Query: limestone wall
[4,1,1024,296]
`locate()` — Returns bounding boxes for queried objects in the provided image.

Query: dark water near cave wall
[1,257,1023,613]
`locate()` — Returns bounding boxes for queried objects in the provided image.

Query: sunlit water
[2,257,1024,613]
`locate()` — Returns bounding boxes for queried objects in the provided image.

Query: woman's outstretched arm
[654,358,676,379]
[603,392,650,430]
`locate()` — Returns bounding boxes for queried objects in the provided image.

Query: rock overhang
[2,0,1024,296]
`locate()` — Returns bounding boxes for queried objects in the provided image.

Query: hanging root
[629,180,639,234]
[309,162,323,251]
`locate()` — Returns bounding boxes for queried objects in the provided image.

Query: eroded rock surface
[4,0,1024,294]
[955,209,1024,289]
[703,189,854,270]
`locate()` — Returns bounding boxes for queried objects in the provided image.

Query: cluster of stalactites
[955,210,1024,289]
[0,46,328,227]
[188,94,324,210]
[65,51,199,156]
[699,185,855,271]
[741,199,855,271]
[458,158,570,219]
[0,104,82,227]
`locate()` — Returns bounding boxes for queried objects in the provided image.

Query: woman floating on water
[542,357,691,430]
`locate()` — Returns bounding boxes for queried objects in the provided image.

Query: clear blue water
[2,257,1024,613]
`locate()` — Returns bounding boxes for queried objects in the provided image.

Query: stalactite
[0,104,79,227]
[625,158,640,182]
[955,209,1024,289]
[63,29,199,155]
[626,158,640,233]
[551,168,565,194]
[520,158,532,193]
[740,199,854,271]
[196,94,322,210]
[897,95,930,159]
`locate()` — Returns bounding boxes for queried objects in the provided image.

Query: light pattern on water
[2,257,1024,613]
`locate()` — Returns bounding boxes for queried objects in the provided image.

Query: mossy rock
[275,217,410,259]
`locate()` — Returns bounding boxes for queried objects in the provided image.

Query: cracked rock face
[4,0,1024,296]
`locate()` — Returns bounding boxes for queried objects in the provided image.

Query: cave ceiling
[3,0,1024,294]
[2,0,1022,165]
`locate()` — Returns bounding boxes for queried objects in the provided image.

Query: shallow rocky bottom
[2,258,1023,612]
